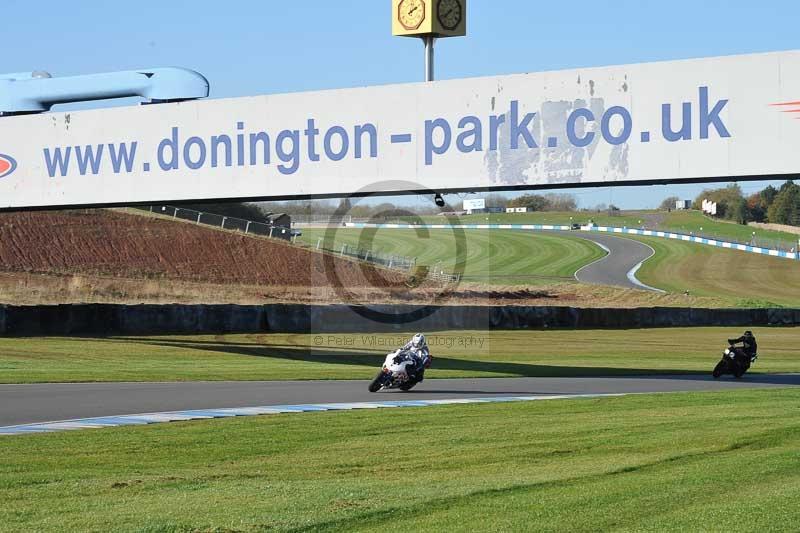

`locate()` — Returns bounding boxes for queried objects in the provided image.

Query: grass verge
[2,327,799,384]
[299,228,604,284]
[632,236,800,306]
[2,388,799,531]
[300,225,800,305]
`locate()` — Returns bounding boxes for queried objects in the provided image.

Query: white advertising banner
[463,198,485,210]
[1,50,800,209]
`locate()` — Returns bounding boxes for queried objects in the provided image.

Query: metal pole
[423,36,435,82]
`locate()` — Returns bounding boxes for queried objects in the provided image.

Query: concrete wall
[0,304,798,337]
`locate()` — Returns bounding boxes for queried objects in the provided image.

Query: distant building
[266,213,292,241]
[505,207,515,213]
[675,200,692,210]
[514,207,528,213]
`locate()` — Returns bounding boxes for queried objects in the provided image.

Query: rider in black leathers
[727,330,758,371]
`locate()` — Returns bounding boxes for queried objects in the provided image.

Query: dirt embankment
[0,209,734,308]
[0,210,413,300]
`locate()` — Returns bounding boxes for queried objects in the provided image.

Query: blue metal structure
[0,67,209,115]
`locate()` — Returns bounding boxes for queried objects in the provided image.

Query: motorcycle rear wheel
[399,381,417,391]
[368,372,385,392]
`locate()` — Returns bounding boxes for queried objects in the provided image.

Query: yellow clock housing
[392,0,467,37]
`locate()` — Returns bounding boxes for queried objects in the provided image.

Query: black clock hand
[409,6,418,15]
[442,9,453,18]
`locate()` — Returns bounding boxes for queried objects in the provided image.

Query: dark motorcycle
[712,343,757,379]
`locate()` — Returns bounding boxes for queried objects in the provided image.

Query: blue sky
[3,0,798,208]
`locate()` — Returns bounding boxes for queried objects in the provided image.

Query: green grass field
[4,210,797,532]
[632,237,800,307]
[2,388,799,531]
[375,209,799,245]
[2,328,799,384]
[301,228,604,284]
[660,210,798,244]
[300,224,800,305]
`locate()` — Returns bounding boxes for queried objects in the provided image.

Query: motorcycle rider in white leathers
[400,333,432,383]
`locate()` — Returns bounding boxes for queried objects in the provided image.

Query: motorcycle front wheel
[712,360,725,379]
[368,372,385,392]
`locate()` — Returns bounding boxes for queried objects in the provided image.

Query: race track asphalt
[572,232,659,291]
[3,374,799,427]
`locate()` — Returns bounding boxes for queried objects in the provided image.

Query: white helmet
[411,333,425,348]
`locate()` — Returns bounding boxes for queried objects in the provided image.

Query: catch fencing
[291,214,352,226]
[135,205,294,240]
[312,239,460,283]
[426,262,462,284]
[327,241,416,271]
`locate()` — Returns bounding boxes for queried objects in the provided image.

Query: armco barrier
[0,304,798,336]
[587,225,799,259]
[344,223,800,260]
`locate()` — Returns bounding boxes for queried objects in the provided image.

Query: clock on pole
[392,0,467,81]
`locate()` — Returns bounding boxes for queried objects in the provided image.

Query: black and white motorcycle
[368,349,423,392]
[712,343,757,379]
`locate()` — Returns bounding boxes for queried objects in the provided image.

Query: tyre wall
[0,304,798,336]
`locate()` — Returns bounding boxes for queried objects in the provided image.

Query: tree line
[678,181,800,226]
[176,192,581,219]
[177,181,800,227]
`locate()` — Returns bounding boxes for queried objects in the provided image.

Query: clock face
[398,0,426,31]
[437,0,462,30]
